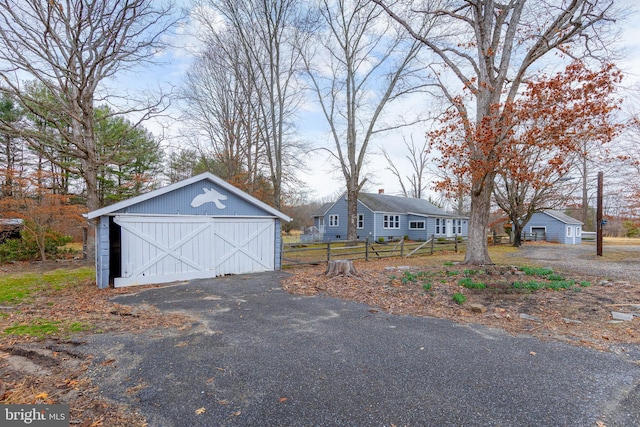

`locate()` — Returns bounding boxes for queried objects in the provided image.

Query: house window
[409,221,425,230]
[357,214,364,229]
[576,227,582,237]
[329,215,339,227]
[435,218,441,234]
[457,219,462,234]
[567,226,573,237]
[383,215,400,229]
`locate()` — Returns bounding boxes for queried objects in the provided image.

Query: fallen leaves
[195,407,206,415]
[283,259,640,352]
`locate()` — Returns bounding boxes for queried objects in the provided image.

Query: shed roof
[540,210,583,225]
[86,172,291,222]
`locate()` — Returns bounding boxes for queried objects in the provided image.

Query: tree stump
[325,259,359,277]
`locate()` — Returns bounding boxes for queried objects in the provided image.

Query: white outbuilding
[86,172,291,288]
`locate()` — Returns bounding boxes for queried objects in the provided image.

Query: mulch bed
[282,258,640,353]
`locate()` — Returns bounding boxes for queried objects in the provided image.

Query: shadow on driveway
[82,272,640,426]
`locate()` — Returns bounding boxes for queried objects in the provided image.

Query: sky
[119,0,640,205]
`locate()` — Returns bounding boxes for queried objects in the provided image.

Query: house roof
[86,172,291,222]
[312,202,334,217]
[358,193,461,217]
[540,210,583,225]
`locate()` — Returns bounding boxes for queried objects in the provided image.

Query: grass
[4,319,61,338]
[0,267,94,305]
[3,319,95,338]
[0,267,97,339]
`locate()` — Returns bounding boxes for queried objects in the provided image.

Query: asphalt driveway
[82,272,640,426]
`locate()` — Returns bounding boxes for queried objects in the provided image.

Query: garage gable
[88,173,289,220]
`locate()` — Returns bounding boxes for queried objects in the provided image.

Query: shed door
[113,216,275,287]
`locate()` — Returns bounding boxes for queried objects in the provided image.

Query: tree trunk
[346,184,359,240]
[325,259,359,277]
[463,175,494,265]
[512,222,523,247]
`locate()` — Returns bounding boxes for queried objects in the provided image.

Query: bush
[452,292,467,305]
[0,231,73,262]
[458,277,486,289]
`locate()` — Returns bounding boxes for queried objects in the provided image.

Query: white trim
[87,172,291,222]
[409,220,425,230]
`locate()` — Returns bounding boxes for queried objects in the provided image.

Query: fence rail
[282,236,465,267]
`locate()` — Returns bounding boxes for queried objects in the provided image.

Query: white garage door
[113,216,275,287]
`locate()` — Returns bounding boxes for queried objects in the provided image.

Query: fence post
[455,234,458,252]
[431,234,435,254]
[400,238,404,257]
[327,241,331,262]
[365,238,369,261]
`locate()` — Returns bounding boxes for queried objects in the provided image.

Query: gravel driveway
[516,243,640,282]
[79,271,640,427]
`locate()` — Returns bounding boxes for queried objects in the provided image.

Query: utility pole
[596,171,603,256]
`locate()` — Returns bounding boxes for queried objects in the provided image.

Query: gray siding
[321,200,469,242]
[96,216,110,289]
[526,212,582,244]
[373,212,404,241]
[111,180,271,217]
[275,219,282,270]
[323,198,349,241]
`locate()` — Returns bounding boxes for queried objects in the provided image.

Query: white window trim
[383,214,400,229]
[409,221,425,230]
[329,215,339,227]
[567,226,573,237]
[357,214,364,229]
[576,227,581,237]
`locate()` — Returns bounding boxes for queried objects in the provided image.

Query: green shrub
[458,277,486,289]
[512,281,544,290]
[452,292,467,305]
[520,266,554,276]
[422,283,432,291]
[0,231,72,262]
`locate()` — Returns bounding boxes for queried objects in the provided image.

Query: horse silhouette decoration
[191,187,228,210]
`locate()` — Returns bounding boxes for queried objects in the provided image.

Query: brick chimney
[378,189,384,194]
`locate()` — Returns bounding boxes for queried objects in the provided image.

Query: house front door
[446,219,453,237]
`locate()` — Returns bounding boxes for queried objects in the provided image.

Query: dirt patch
[283,257,640,354]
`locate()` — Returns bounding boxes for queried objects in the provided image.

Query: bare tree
[382,135,430,199]
[374,0,618,264]
[181,33,262,190]
[194,0,312,209]
[0,0,178,212]
[303,0,430,240]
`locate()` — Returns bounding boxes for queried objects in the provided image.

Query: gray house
[313,191,468,242]
[87,172,291,288]
[523,210,583,244]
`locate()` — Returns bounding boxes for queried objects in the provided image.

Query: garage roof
[86,172,291,222]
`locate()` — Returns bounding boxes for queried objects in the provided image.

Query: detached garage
[87,172,291,288]
[523,210,583,245]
